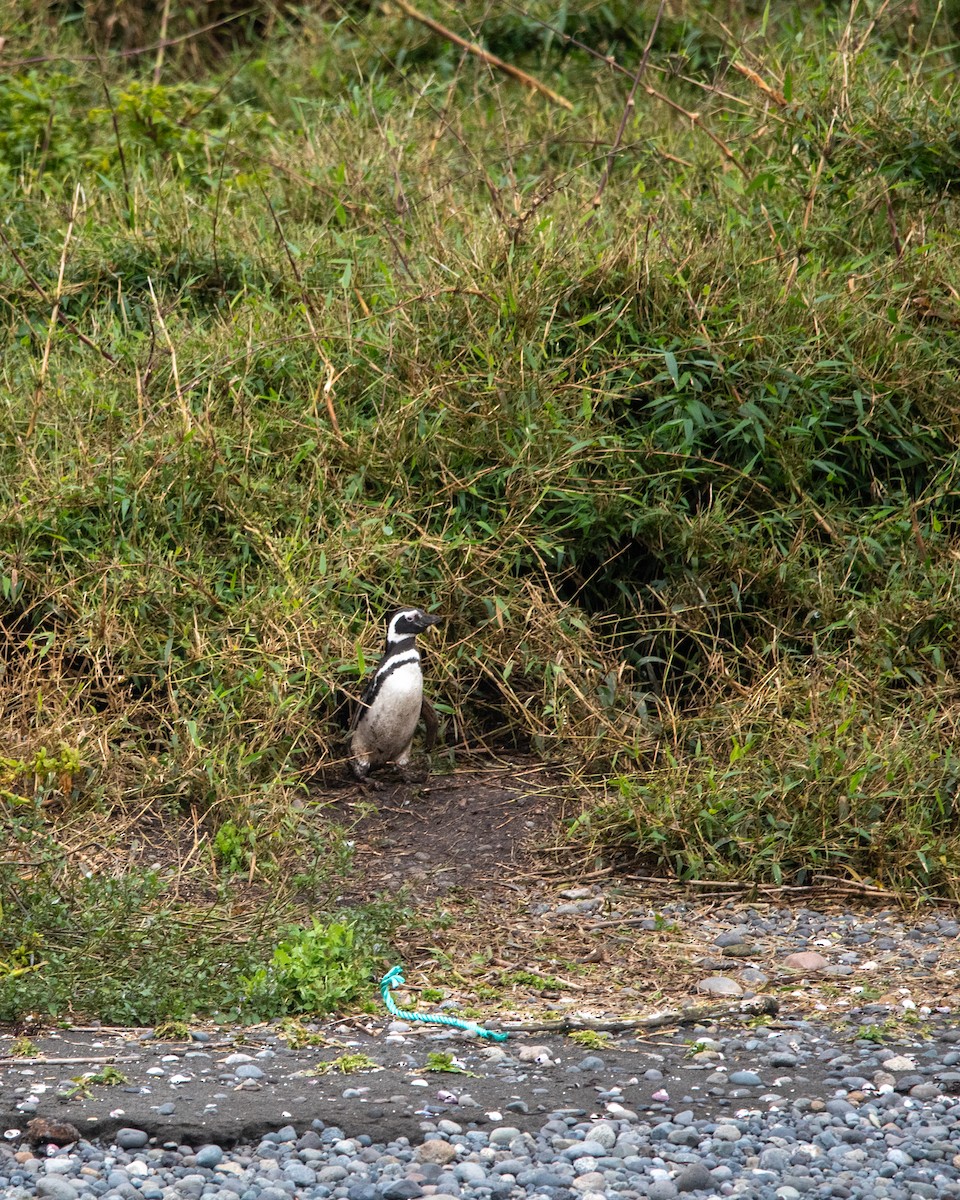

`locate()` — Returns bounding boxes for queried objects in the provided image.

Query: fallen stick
[391,0,573,111]
[0,1056,116,1067]
[492,995,778,1034]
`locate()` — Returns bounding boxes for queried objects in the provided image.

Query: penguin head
[385,607,442,646]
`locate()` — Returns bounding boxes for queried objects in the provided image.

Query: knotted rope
[379,966,509,1042]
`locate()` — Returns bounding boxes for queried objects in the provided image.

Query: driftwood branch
[493,995,778,1034]
[0,1055,116,1067]
[391,0,573,111]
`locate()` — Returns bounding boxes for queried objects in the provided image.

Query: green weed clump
[242,917,386,1015]
[2,0,960,1020]
[574,673,960,893]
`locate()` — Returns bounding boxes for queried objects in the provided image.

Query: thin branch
[0,1056,115,1067]
[258,183,345,442]
[95,65,133,229]
[0,10,256,69]
[642,82,751,180]
[153,0,173,84]
[882,180,903,259]
[391,0,573,111]
[30,182,84,433]
[147,277,191,435]
[730,60,787,107]
[592,0,667,211]
[0,224,116,364]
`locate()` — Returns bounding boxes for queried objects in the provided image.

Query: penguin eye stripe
[388,610,424,638]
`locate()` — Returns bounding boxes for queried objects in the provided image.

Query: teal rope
[379,966,509,1042]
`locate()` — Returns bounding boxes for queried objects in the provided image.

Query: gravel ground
[3,898,959,1199]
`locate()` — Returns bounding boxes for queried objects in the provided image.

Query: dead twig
[642,82,750,180]
[592,0,666,212]
[28,182,84,436]
[146,278,191,436]
[391,0,573,111]
[153,0,173,84]
[730,60,787,107]
[0,10,256,70]
[494,995,778,1033]
[0,225,116,365]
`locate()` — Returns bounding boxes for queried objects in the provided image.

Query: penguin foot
[397,764,429,785]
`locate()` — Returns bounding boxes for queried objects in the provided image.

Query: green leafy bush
[243,918,383,1015]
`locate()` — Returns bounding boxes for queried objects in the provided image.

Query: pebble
[783,951,829,971]
[4,1065,960,1200]
[697,976,743,996]
[112,1129,148,1150]
[195,1144,223,1168]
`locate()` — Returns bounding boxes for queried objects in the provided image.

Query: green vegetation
[153,1020,191,1040]
[62,1064,125,1099]
[2,0,960,1020]
[568,1030,611,1050]
[88,1064,126,1086]
[278,1018,327,1048]
[424,1050,478,1075]
[313,1052,379,1075]
[242,917,387,1015]
[502,969,569,992]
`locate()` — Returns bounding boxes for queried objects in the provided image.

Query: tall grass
[2,0,960,1018]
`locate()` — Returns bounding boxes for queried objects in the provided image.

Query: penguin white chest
[354,653,424,765]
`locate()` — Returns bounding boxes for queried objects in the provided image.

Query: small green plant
[89,1065,127,1085]
[278,1018,326,1049]
[214,821,259,876]
[568,1030,610,1050]
[61,1064,126,1099]
[420,988,444,1003]
[313,1052,379,1074]
[154,1021,191,1041]
[501,970,568,991]
[9,1037,38,1057]
[62,1077,93,1101]
[857,1024,888,1044]
[424,1051,478,1076]
[243,918,381,1015]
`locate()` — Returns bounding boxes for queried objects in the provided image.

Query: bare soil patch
[323,756,573,903]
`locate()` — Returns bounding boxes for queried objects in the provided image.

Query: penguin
[350,606,441,780]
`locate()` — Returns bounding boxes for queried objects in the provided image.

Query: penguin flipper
[420,697,439,753]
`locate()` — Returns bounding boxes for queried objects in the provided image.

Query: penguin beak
[423,613,442,627]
